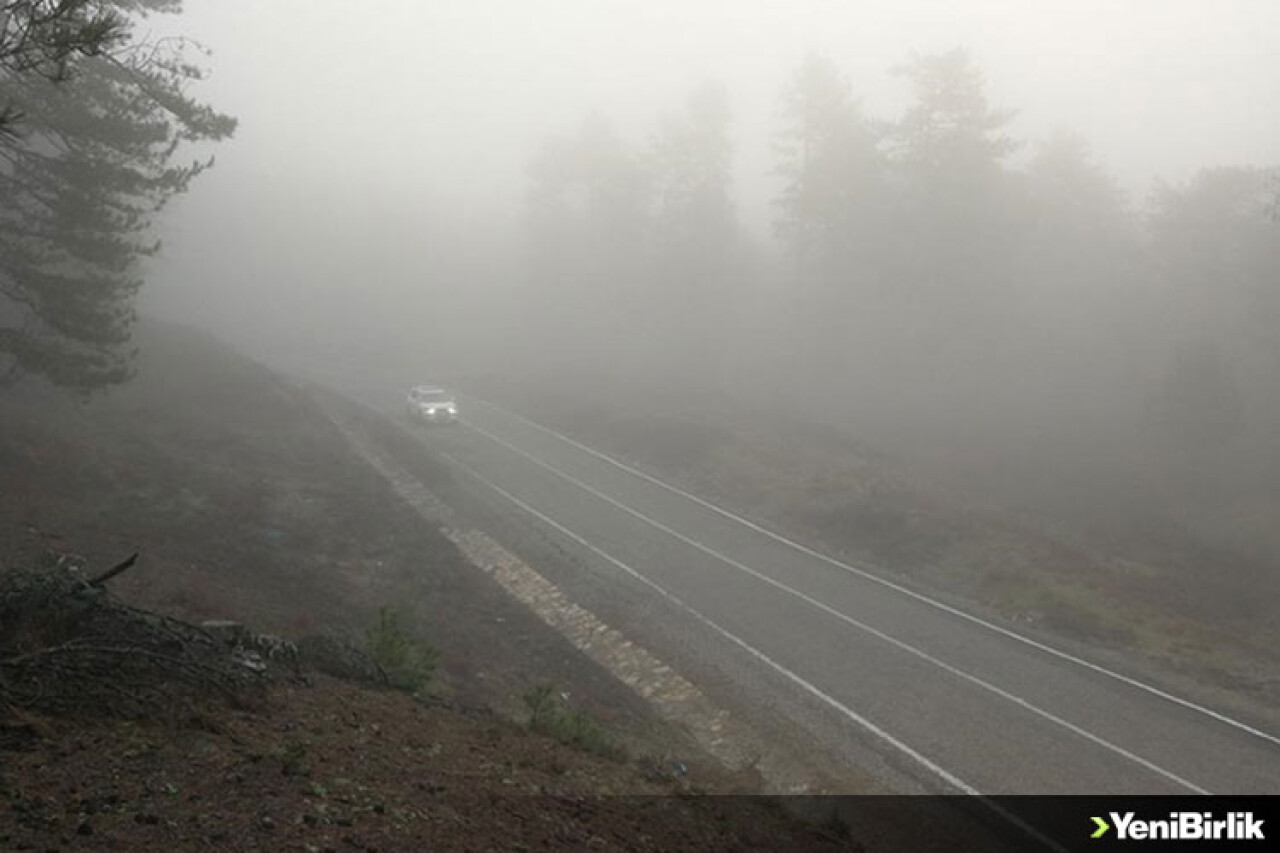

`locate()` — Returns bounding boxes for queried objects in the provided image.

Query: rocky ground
[2,672,856,852]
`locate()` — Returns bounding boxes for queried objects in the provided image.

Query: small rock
[259,815,275,830]
[76,821,93,836]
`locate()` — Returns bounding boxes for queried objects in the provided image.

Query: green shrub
[365,607,437,693]
[521,684,624,761]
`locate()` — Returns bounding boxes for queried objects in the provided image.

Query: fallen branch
[1,563,269,721]
[87,552,138,587]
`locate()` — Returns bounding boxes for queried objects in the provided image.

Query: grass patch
[522,685,624,761]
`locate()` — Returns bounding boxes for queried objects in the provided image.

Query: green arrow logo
[1091,816,1110,839]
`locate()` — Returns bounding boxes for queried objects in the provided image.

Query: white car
[406,385,458,424]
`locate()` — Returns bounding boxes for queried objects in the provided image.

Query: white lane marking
[435,446,1070,852]
[462,394,1280,751]
[436,449,973,781]
[459,417,1211,795]
[448,528,767,777]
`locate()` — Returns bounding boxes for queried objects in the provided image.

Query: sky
[164,0,1279,204]
[144,0,1280,353]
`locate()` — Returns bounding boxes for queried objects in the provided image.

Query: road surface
[388,392,1280,796]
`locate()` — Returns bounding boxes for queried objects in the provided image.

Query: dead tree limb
[87,552,138,587]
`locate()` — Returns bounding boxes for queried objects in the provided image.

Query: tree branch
[87,551,138,587]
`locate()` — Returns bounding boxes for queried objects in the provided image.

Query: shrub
[521,684,624,761]
[364,607,437,693]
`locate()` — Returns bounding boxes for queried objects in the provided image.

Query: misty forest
[3,0,1280,826]
[5,0,1280,672]
[512,49,1280,561]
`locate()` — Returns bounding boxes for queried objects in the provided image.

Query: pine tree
[1,0,235,389]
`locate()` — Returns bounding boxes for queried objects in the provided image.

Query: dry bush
[0,560,269,728]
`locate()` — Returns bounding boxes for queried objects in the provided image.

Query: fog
[143,0,1280,565]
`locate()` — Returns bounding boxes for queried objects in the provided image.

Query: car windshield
[419,391,450,403]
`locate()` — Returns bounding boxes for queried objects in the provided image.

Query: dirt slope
[2,675,854,852]
[0,320,858,851]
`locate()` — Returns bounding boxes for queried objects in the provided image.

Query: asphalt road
[398,392,1280,797]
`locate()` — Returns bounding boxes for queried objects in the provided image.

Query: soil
[1,676,853,852]
[0,320,859,851]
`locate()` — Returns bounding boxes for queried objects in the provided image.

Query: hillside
[0,320,864,852]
